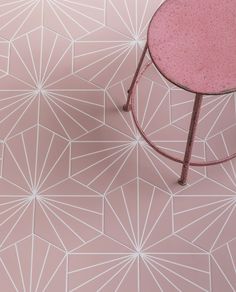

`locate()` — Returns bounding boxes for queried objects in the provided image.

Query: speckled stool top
[148,0,236,95]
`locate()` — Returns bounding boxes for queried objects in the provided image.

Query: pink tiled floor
[0,1,236,291]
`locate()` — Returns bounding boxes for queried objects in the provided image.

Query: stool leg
[123,41,148,111]
[178,93,203,185]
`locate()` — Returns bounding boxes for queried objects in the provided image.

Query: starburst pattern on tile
[0,26,104,140]
[3,125,70,193]
[71,77,138,194]
[68,178,210,292]
[106,0,162,39]
[131,69,206,193]
[2,125,103,251]
[44,0,105,40]
[211,237,236,291]
[0,0,43,40]
[1,125,66,248]
[35,178,103,251]
[0,235,66,292]
[74,0,162,88]
[71,108,138,194]
[0,38,9,77]
[0,178,33,249]
[0,0,105,41]
[174,179,236,251]
[70,73,205,195]
[0,0,235,290]
[171,90,236,140]
[206,124,236,191]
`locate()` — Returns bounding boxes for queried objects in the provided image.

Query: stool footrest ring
[128,61,236,167]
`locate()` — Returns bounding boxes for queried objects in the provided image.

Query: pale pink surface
[0,1,235,291]
[148,0,236,94]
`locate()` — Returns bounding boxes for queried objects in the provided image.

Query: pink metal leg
[178,93,203,185]
[123,42,148,112]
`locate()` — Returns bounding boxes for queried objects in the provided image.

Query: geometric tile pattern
[0,38,9,77]
[0,235,66,291]
[0,0,235,291]
[74,0,162,88]
[211,238,236,292]
[0,27,104,141]
[69,179,210,292]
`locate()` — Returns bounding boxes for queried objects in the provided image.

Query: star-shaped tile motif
[68,178,210,292]
[0,27,104,140]
[174,179,236,251]
[74,0,163,88]
[71,73,205,195]
[0,235,67,291]
[211,237,236,291]
[1,125,103,251]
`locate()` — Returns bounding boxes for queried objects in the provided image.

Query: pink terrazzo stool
[124,0,236,185]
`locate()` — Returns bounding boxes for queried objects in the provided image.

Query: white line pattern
[0,0,235,291]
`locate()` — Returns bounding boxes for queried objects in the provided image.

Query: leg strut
[178,93,203,185]
[123,42,148,111]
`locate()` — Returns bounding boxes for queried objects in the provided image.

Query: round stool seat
[148,0,236,95]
